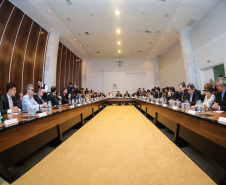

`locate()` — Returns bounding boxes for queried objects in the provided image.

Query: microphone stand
[0,91,6,122]
[36,104,42,113]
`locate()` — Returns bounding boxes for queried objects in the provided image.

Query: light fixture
[161,37,164,40]
[74,39,76,40]
[118,50,121,53]
[51,28,54,31]
[80,45,81,46]
[117,41,121,45]
[49,9,52,12]
[116,29,121,34]
[115,10,120,15]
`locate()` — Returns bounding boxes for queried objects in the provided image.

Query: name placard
[4,118,19,127]
[218,117,226,125]
[188,110,196,115]
[172,106,179,110]
[69,105,75,109]
[162,104,167,107]
[37,112,47,118]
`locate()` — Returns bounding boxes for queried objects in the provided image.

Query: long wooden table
[0,98,225,182]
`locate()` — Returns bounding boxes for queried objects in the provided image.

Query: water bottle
[187,102,190,111]
[197,100,201,112]
[31,107,35,115]
[0,111,2,123]
[181,103,184,111]
[27,104,31,115]
[48,101,52,111]
[72,98,75,106]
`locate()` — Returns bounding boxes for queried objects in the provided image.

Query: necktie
[10,98,14,109]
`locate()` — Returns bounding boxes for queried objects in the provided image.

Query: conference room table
[0,98,225,182]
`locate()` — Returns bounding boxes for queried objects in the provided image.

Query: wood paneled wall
[0,0,48,94]
[0,0,82,95]
[56,42,82,91]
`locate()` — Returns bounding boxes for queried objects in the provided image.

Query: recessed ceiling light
[161,37,164,40]
[118,41,121,45]
[117,29,121,34]
[118,50,121,53]
[84,50,85,51]
[80,45,81,46]
[175,18,177,21]
[168,29,170,31]
[68,31,70,33]
[74,39,76,40]
[115,10,120,15]
[49,9,52,12]
[177,34,179,38]
[51,28,54,31]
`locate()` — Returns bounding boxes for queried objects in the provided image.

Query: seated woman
[203,83,215,109]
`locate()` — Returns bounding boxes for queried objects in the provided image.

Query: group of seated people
[0,77,226,115]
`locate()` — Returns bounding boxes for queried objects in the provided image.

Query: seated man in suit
[115,91,122,98]
[0,82,20,114]
[178,82,188,103]
[167,86,179,101]
[47,86,59,106]
[212,77,226,111]
[34,88,46,106]
[60,88,69,104]
[124,91,130,98]
[17,92,23,110]
[154,87,162,98]
[22,84,45,111]
[185,83,201,106]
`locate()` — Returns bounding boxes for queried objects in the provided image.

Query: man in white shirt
[107,91,113,98]
[22,84,45,111]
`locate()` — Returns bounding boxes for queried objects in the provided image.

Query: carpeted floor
[2,106,216,185]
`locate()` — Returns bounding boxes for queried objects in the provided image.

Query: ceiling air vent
[66,17,71,21]
[85,32,90,35]
[186,19,197,27]
[138,51,142,52]
[145,30,151,33]
[97,51,100,53]
[66,0,72,5]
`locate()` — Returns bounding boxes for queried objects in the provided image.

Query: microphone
[36,103,42,113]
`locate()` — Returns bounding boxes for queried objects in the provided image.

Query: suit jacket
[124,93,130,98]
[178,89,189,103]
[0,94,18,114]
[184,89,201,106]
[154,92,162,98]
[167,91,179,101]
[34,96,45,105]
[215,90,226,111]
[115,93,122,98]
[60,93,69,104]
[47,93,59,106]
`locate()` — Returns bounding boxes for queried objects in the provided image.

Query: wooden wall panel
[33,28,48,91]
[10,16,32,94]
[22,23,41,93]
[73,56,77,86]
[0,2,23,93]
[0,0,48,95]
[69,54,74,83]
[65,49,70,87]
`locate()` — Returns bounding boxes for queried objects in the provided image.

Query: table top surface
[0,98,226,132]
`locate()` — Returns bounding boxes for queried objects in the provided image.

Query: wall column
[153,59,160,87]
[44,32,59,88]
[82,59,87,88]
[179,28,198,88]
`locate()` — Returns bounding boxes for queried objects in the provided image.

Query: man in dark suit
[185,83,201,106]
[212,77,226,111]
[47,86,59,106]
[124,91,130,98]
[35,88,46,105]
[115,91,122,98]
[60,88,69,104]
[167,86,179,101]
[178,82,188,102]
[0,82,20,114]
[154,87,162,98]
[137,88,141,96]
[17,93,23,110]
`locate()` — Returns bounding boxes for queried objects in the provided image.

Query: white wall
[85,58,156,94]
[159,0,226,91]
[159,42,184,91]
[191,0,226,89]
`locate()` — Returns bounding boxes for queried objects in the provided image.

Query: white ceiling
[10,0,219,60]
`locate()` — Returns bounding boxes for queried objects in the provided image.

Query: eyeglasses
[30,89,34,92]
